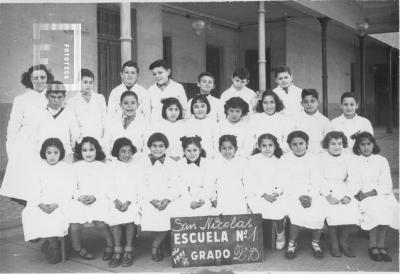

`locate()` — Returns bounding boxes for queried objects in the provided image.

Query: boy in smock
[147,59,187,124]
[294,89,331,154]
[67,69,107,142]
[330,92,373,153]
[107,61,150,121]
[220,67,258,115]
[273,66,303,117]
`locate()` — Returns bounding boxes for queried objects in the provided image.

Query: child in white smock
[218,97,253,158]
[249,90,294,153]
[69,137,114,261]
[138,132,181,262]
[244,133,286,250]
[279,131,325,260]
[107,137,141,268]
[320,131,360,258]
[147,97,186,161]
[103,91,146,159]
[184,94,218,158]
[176,136,217,217]
[22,138,72,264]
[213,135,248,215]
[352,132,399,262]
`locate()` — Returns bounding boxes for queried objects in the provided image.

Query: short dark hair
[232,67,250,80]
[274,66,292,78]
[219,134,238,150]
[21,64,54,89]
[197,72,216,83]
[149,59,170,71]
[121,60,139,73]
[111,137,137,158]
[46,80,66,95]
[352,131,380,155]
[341,92,359,104]
[321,131,348,149]
[190,94,211,115]
[180,135,206,158]
[252,133,283,158]
[255,90,284,113]
[301,89,319,100]
[147,132,169,149]
[287,130,309,146]
[161,97,183,120]
[224,97,249,116]
[75,136,106,161]
[120,90,139,103]
[81,68,94,80]
[40,138,65,161]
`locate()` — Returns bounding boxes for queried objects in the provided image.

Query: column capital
[318,17,330,27]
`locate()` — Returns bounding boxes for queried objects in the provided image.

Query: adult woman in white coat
[1,64,54,205]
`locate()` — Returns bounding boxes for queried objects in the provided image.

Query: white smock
[319,152,360,226]
[68,160,110,224]
[107,160,141,226]
[138,156,181,231]
[244,154,287,220]
[213,155,248,215]
[278,152,325,229]
[175,157,217,217]
[22,161,72,241]
[352,154,399,230]
[1,89,47,200]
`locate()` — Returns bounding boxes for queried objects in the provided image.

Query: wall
[0,3,98,171]
[285,19,357,119]
[162,12,206,85]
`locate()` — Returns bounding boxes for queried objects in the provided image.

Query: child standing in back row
[107,61,150,121]
[295,89,331,154]
[67,69,107,142]
[147,59,187,123]
[186,72,223,122]
[220,67,258,115]
[273,67,303,117]
[331,92,373,153]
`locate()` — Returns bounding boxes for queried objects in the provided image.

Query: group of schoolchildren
[0,59,398,268]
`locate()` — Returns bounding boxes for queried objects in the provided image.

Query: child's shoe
[311,240,324,259]
[108,253,123,268]
[339,245,356,258]
[368,247,382,261]
[285,240,297,259]
[121,251,134,267]
[276,231,286,250]
[102,246,114,261]
[46,246,61,264]
[378,248,392,262]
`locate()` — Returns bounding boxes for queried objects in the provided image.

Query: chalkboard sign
[170,214,263,268]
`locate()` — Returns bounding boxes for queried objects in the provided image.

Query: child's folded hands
[299,195,312,208]
[325,194,340,205]
[262,193,277,203]
[120,201,131,212]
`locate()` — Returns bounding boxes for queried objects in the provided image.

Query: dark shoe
[46,246,61,264]
[330,247,342,257]
[102,247,114,261]
[311,241,324,259]
[29,238,41,243]
[151,247,163,262]
[285,241,297,259]
[340,245,356,258]
[379,248,392,262]
[108,253,122,268]
[40,240,49,253]
[75,248,95,260]
[121,251,134,267]
[368,247,382,261]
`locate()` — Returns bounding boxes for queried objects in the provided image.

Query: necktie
[283,87,289,94]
